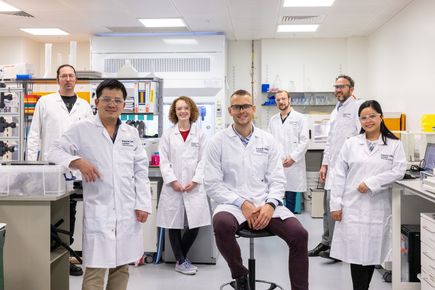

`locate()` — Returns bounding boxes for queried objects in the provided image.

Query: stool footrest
[220,279,283,290]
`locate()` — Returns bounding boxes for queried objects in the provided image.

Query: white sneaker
[175,261,196,275]
[185,259,198,272]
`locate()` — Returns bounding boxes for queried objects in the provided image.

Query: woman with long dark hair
[329,100,406,290]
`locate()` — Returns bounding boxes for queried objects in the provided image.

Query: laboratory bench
[392,180,435,290]
[0,192,71,290]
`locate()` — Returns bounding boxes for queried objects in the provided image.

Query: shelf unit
[4,77,164,153]
[0,193,71,290]
[0,84,25,161]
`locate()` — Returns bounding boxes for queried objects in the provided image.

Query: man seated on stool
[204,89,309,290]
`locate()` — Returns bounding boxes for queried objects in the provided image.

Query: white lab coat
[27,92,93,161]
[204,125,294,224]
[48,115,152,268]
[268,109,309,192]
[156,124,211,229]
[330,134,406,265]
[322,97,363,189]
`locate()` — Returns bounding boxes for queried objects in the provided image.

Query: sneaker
[308,242,329,257]
[175,261,197,275]
[69,263,83,276]
[185,259,198,271]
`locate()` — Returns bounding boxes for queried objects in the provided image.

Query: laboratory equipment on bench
[0,161,66,196]
[0,82,25,161]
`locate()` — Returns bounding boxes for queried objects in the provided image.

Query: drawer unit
[422,213,435,251]
[421,213,435,289]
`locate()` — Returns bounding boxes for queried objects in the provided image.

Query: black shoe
[319,249,341,262]
[235,275,251,290]
[308,243,329,257]
[70,263,83,276]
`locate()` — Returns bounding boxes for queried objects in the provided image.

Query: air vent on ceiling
[281,15,325,24]
[0,11,34,17]
[104,57,211,74]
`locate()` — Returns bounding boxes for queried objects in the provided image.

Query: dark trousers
[284,191,297,213]
[213,212,309,290]
[350,264,375,290]
[168,228,200,263]
[70,197,78,245]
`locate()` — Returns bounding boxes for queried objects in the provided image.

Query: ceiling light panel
[138,18,186,28]
[283,0,335,7]
[0,1,20,11]
[20,28,69,35]
[277,24,319,32]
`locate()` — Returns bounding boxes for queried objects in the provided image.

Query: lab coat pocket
[118,148,135,174]
[252,152,268,182]
[118,207,139,237]
[84,204,108,235]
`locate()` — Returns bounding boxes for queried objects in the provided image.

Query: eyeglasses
[230,104,253,111]
[333,84,350,90]
[99,97,125,105]
[359,113,381,122]
[58,74,76,80]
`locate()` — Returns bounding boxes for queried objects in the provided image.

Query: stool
[220,227,283,290]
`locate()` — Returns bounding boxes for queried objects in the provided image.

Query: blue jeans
[285,191,297,213]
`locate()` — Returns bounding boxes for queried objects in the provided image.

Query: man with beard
[308,75,363,261]
[268,90,309,213]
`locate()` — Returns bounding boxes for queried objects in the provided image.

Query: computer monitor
[423,143,435,171]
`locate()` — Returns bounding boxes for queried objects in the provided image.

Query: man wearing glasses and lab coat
[27,64,93,276]
[48,79,151,290]
[204,89,308,290]
[308,75,363,261]
[268,90,309,213]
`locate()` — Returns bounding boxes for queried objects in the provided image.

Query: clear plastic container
[0,165,66,196]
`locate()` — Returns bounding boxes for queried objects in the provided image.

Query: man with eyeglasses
[204,89,308,290]
[48,79,151,290]
[27,64,93,276]
[308,75,363,261]
[268,90,309,213]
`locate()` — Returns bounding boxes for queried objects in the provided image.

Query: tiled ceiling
[0,0,414,42]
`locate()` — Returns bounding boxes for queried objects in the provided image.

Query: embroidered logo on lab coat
[191,142,200,148]
[380,154,394,161]
[121,139,134,147]
[255,147,269,154]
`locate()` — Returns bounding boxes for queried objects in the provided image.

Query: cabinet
[144,180,159,252]
[0,83,25,161]
[392,180,435,290]
[421,213,435,289]
[0,193,70,290]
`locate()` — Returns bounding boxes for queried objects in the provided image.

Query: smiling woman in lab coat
[330,100,407,290]
[156,96,211,275]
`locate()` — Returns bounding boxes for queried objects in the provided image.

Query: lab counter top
[0,191,71,201]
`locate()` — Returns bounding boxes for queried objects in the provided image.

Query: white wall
[0,38,90,78]
[368,0,435,131]
[261,38,368,96]
[38,42,90,77]
[227,37,369,129]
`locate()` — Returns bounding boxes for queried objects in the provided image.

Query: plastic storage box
[0,165,66,196]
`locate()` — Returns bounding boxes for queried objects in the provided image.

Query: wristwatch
[265,202,276,210]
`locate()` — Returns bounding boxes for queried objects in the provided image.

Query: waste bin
[0,223,6,290]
